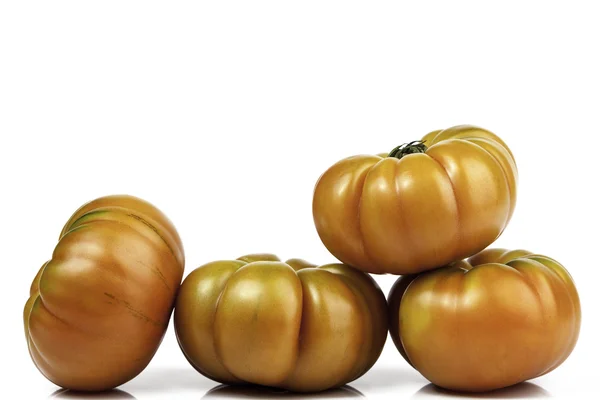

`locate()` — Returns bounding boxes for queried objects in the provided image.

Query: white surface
[1,1,599,399]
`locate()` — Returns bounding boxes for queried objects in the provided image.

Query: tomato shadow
[351,364,427,391]
[49,388,136,399]
[119,366,215,393]
[411,382,550,399]
[202,384,364,399]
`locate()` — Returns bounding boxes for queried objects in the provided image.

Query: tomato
[23,195,185,391]
[388,248,581,392]
[174,254,387,392]
[313,125,518,274]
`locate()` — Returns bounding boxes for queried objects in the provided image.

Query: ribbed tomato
[313,125,517,274]
[388,248,581,392]
[174,254,387,392]
[24,195,185,391]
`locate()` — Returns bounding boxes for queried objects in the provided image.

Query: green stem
[388,140,427,159]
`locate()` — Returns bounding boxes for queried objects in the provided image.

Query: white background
[1,1,599,399]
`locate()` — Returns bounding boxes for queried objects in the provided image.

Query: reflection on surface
[49,388,136,399]
[412,382,550,399]
[203,384,364,398]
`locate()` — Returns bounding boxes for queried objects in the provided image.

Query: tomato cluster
[24,125,580,393]
[314,125,580,392]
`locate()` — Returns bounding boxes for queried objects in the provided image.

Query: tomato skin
[313,125,517,274]
[23,195,185,391]
[174,254,388,392]
[388,248,581,392]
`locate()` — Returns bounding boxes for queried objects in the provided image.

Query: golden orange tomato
[388,248,581,392]
[24,195,185,391]
[313,125,517,274]
[174,254,387,392]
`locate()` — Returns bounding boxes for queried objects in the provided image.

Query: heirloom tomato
[313,125,517,274]
[388,248,581,392]
[174,254,387,392]
[24,195,185,391]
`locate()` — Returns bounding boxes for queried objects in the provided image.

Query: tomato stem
[388,140,428,159]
